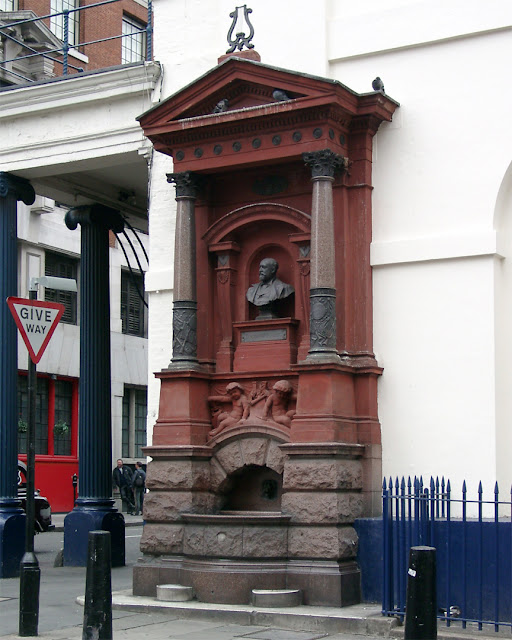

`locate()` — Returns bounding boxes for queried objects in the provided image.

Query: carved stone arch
[203,202,310,245]
[209,432,287,495]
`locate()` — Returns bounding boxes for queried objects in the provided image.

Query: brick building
[0,0,150,85]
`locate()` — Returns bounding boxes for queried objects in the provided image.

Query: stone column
[302,150,344,362]
[62,204,125,567]
[167,172,202,368]
[0,173,35,578]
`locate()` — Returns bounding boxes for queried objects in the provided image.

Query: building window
[121,270,146,337]
[122,386,147,459]
[50,0,79,46]
[122,15,146,64]
[0,0,16,10]
[45,250,78,325]
[53,380,73,456]
[17,375,77,457]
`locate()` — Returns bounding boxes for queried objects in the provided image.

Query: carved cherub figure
[208,382,250,437]
[249,380,270,406]
[262,380,296,428]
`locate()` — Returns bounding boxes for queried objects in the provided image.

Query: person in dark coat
[132,461,146,516]
[112,458,135,514]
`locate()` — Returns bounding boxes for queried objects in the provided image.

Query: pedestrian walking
[132,461,146,516]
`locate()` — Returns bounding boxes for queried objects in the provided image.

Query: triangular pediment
[138,56,399,171]
[138,57,339,126]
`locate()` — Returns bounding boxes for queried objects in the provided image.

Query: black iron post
[18,287,40,636]
[72,473,78,504]
[63,205,125,567]
[0,173,34,579]
[404,545,437,640]
[82,531,112,640]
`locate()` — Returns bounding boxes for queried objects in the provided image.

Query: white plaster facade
[2,1,512,502]
[142,0,512,497]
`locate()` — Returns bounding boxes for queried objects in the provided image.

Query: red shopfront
[17,372,79,513]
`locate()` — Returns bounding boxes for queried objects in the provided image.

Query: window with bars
[18,376,49,455]
[122,15,146,64]
[0,0,16,11]
[53,380,72,455]
[18,375,76,457]
[121,270,146,337]
[50,0,79,46]
[121,386,147,459]
[45,250,78,325]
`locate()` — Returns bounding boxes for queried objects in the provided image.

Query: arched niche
[205,203,311,370]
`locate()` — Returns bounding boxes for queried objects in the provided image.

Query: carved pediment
[138,56,399,171]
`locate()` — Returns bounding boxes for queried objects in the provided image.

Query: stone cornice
[0,62,161,120]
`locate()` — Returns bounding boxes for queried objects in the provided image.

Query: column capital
[64,204,124,233]
[167,171,203,199]
[302,149,346,179]
[0,172,35,205]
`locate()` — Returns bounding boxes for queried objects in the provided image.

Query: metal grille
[383,476,512,632]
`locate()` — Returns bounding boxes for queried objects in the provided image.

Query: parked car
[17,460,53,532]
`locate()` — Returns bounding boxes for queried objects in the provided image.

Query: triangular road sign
[7,297,65,364]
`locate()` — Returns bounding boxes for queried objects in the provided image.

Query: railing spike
[383,477,387,490]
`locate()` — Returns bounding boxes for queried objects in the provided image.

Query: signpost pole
[19,288,40,637]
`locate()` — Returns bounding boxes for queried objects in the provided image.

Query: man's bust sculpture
[246,258,294,319]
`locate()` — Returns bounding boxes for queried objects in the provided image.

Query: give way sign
[7,297,65,364]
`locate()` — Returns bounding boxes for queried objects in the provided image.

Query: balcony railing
[0,0,153,84]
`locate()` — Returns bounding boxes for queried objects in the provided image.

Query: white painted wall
[145,0,512,494]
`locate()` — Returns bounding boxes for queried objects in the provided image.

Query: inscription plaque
[241,328,287,343]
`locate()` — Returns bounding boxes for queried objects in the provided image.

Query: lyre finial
[226,5,255,53]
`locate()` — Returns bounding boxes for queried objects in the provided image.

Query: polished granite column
[63,204,125,567]
[0,173,34,577]
[167,171,202,368]
[302,150,345,362]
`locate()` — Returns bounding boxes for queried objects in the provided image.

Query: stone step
[251,589,302,608]
[156,584,195,602]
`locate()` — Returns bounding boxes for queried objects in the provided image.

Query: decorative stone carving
[309,287,336,351]
[167,171,202,199]
[261,380,296,428]
[172,300,198,361]
[208,382,250,437]
[302,149,345,179]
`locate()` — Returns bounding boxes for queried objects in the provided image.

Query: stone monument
[134,40,398,605]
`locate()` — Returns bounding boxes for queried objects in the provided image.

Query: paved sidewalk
[51,512,143,531]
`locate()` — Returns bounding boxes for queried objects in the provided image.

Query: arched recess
[204,203,311,354]
[209,433,288,512]
[493,159,512,494]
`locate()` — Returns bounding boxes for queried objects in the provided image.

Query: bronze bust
[246,258,294,319]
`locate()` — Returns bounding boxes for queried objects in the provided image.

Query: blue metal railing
[383,476,511,632]
[0,0,153,83]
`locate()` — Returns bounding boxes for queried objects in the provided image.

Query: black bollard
[405,546,437,640]
[19,553,40,636]
[82,531,112,640]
